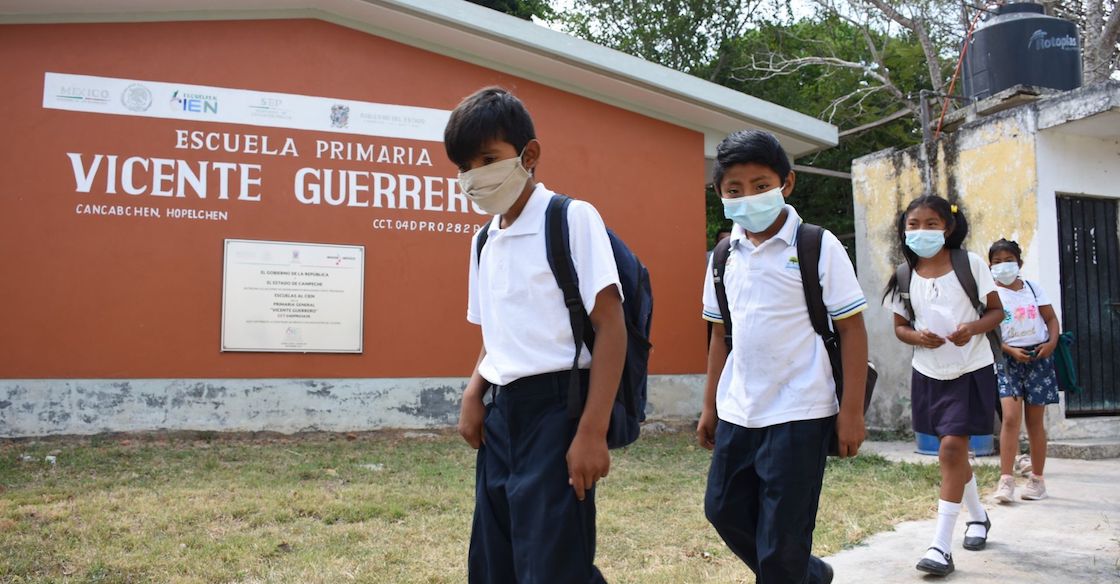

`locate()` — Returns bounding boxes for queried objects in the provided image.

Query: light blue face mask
[991,262,1020,285]
[905,229,946,258]
[722,187,785,233]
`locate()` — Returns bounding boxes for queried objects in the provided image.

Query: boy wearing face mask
[697,130,869,584]
[989,238,1060,504]
[446,87,627,584]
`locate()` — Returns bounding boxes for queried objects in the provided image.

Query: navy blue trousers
[468,370,607,584]
[705,417,835,584]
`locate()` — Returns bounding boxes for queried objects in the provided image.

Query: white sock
[925,500,960,563]
[962,475,989,536]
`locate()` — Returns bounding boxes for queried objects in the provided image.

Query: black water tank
[963,2,1082,100]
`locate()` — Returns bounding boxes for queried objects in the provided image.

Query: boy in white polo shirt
[447,87,627,584]
[697,130,869,584]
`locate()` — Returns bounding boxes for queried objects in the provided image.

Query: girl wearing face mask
[882,195,1004,577]
[988,238,1060,505]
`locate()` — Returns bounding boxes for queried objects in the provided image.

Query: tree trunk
[1084,0,1108,83]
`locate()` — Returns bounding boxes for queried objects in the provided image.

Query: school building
[0,0,837,437]
[853,81,1120,451]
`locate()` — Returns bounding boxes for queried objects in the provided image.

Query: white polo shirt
[701,206,868,428]
[467,183,622,387]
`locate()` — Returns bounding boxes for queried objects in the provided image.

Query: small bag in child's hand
[1054,331,1082,393]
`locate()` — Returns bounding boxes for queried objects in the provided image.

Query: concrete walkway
[824,441,1120,583]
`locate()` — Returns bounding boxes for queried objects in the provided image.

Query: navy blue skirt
[911,365,998,437]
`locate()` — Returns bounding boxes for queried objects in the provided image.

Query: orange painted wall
[0,19,706,378]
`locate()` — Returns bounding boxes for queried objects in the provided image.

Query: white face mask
[457,152,531,215]
[991,262,1020,285]
[721,186,785,233]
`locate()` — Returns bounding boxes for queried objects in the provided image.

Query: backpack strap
[1024,279,1038,301]
[796,223,832,339]
[950,248,982,310]
[474,219,492,265]
[544,194,595,419]
[895,262,915,322]
[950,248,1005,360]
[711,237,734,350]
[797,223,843,386]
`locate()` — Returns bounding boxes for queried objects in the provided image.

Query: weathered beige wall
[852,109,1038,431]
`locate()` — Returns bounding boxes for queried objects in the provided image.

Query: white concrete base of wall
[0,375,706,438]
[1045,391,1120,441]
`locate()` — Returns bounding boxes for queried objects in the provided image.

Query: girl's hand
[1036,340,1058,360]
[1005,346,1033,364]
[947,323,977,347]
[915,329,946,349]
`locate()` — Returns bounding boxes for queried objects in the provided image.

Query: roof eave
[0,0,838,157]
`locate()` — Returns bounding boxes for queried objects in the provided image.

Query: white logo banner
[43,72,451,142]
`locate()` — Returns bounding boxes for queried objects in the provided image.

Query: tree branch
[839,107,915,138]
[860,0,944,91]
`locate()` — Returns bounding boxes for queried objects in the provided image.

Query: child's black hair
[711,129,791,191]
[988,238,1022,263]
[881,194,970,302]
[444,87,536,169]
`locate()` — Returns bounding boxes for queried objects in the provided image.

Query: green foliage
[700,16,930,250]
[467,0,555,20]
[558,0,791,77]
[554,3,956,253]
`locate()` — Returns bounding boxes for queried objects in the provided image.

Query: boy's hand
[1036,340,1057,360]
[696,407,718,450]
[835,410,865,458]
[1005,346,1033,364]
[946,323,976,347]
[915,329,946,349]
[567,431,610,502]
[457,391,486,449]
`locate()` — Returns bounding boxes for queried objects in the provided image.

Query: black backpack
[893,249,1003,364]
[711,223,876,455]
[476,194,653,449]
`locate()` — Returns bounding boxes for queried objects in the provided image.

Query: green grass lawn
[0,430,997,583]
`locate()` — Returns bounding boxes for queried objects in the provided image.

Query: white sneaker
[1021,475,1047,500]
[993,475,1016,503]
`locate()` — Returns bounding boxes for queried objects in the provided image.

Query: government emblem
[330,104,350,129]
[120,84,152,112]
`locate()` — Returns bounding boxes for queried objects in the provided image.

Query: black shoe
[820,559,834,584]
[962,513,991,551]
[916,547,955,577]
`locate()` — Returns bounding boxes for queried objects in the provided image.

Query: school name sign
[44,72,487,231]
